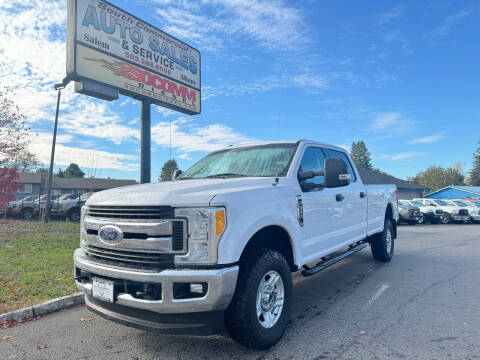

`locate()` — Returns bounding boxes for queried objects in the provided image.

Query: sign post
[140,99,151,183]
[66,0,201,183]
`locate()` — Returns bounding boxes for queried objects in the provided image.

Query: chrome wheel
[417,215,425,224]
[385,228,392,254]
[441,214,450,224]
[256,270,284,329]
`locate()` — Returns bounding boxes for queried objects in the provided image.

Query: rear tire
[225,249,292,350]
[371,219,394,262]
[21,208,33,220]
[67,209,80,222]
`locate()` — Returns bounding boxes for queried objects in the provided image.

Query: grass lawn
[0,220,80,314]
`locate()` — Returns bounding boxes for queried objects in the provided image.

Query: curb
[0,293,84,323]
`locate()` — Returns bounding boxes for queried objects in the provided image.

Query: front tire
[441,213,451,224]
[417,214,425,224]
[225,249,292,350]
[371,219,394,262]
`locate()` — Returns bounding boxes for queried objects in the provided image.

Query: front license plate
[92,277,114,303]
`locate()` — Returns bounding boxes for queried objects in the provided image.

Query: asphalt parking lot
[2,224,480,360]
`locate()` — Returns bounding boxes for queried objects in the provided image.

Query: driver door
[298,147,343,264]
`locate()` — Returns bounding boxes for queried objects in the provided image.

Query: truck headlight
[174,207,226,265]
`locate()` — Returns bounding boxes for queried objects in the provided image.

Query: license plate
[92,277,114,303]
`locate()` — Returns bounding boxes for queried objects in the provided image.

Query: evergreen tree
[159,159,179,181]
[64,163,85,178]
[350,141,373,170]
[469,141,480,186]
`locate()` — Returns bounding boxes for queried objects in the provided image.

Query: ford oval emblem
[98,225,123,244]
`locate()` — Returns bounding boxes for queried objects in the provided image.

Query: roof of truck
[224,140,345,151]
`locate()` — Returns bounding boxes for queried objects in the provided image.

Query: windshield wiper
[205,173,249,178]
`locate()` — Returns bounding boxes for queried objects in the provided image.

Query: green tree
[56,168,65,178]
[64,163,85,178]
[350,141,373,170]
[469,141,480,186]
[410,164,465,191]
[159,159,179,181]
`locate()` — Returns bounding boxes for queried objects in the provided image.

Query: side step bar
[301,242,368,277]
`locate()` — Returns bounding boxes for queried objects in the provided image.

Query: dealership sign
[67,0,201,115]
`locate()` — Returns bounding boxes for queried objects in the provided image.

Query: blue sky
[1,0,479,181]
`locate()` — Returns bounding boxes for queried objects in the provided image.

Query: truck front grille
[85,245,174,270]
[459,209,468,216]
[86,206,174,219]
[435,209,444,215]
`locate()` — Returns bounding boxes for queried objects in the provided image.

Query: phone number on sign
[125,51,173,76]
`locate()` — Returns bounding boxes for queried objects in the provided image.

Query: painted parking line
[363,283,391,310]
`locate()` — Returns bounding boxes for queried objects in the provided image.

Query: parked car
[74,140,399,349]
[3,195,25,217]
[403,200,443,224]
[463,200,480,223]
[50,194,81,221]
[398,200,422,225]
[413,198,470,224]
[445,200,478,223]
[9,195,42,219]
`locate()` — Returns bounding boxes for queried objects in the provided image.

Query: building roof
[424,185,480,198]
[17,172,136,189]
[18,172,42,184]
[50,177,137,189]
[357,168,429,191]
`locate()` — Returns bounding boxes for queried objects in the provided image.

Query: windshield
[180,143,298,179]
[398,201,410,207]
[453,200,468,207]
[410,201,424,207]
[434,200,449,206]
[21,196,36,202]
[468,201,480,208]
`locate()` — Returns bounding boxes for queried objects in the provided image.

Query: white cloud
[377,152,424,161]
[409,133,445,144]
[30,133,139,171]
[337,144,352,153]
[151,118,255,157]
[433,10,473,37]
[376,6,404,25]
[371,112,412,133]
[153,0,309,52]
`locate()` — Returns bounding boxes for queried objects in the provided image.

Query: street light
[43,77,71,223]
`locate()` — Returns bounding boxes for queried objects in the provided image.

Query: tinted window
[298,147,326,188]
[323,148,356,181]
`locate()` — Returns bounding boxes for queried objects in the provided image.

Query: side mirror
[172,169,183,180]
[324,158,350,188]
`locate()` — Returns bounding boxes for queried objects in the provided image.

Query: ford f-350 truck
[74,140,398,349]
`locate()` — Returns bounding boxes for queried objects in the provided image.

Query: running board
[301,242,368,277]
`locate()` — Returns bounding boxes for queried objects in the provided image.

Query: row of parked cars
[3,192,93,221]
[398,198,480,225]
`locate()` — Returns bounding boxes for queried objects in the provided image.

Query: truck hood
[86,177,277,207]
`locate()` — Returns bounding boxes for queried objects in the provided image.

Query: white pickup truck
[74,140,398,349]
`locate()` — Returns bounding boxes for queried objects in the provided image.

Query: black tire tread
[371,219,394,262]
[224,249,292,350]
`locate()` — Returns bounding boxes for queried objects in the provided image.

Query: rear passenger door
[323,148,368,246]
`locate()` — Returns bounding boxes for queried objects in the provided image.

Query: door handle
[336,194,345,202]
[360,192,367,198]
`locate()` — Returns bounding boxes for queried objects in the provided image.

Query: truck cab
[74,140,398,349]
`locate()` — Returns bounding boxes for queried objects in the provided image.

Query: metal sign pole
[140,98,151,184]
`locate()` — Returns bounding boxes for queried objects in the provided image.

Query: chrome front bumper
[74,248,238,314]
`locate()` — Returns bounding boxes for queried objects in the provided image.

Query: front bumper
[74,248,239,314]
[452,215,470,222]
